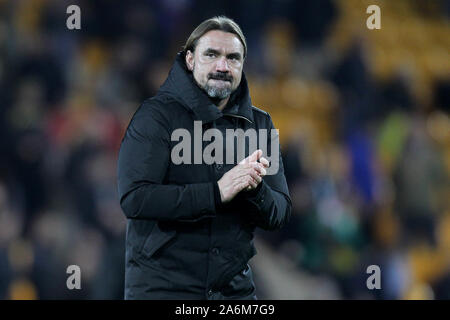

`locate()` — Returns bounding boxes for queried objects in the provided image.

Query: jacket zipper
[222,113,253,124]
[205,120,216,297]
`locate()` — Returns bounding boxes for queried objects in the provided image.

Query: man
[117,16,291,300]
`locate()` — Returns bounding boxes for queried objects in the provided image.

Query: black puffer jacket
[117,52,291,300]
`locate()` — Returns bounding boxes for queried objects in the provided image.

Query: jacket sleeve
[241,115,292,231]
[117,100,217,222]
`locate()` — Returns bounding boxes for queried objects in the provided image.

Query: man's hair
[183,16,247,59]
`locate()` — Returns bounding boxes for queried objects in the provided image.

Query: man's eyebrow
[227,52,242,60]
[203,48,242,60]
[203,48,221,55]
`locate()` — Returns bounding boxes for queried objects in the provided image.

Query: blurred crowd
[0,0,448,299]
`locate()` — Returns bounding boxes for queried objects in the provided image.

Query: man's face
[185,30,244,100]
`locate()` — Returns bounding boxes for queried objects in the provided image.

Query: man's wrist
[245,180,264,197]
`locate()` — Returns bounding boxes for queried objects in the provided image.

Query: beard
[203,82,232,100]
[194,71,234,100]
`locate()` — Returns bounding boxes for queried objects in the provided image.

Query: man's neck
[217,97,229,111]
[192,77,230,111]
[210,96,229,111]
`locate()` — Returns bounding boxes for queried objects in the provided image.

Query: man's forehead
[196,30,244,54]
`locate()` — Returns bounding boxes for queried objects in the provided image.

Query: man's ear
[185,50,194,71]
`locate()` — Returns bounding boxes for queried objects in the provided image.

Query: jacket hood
[158,51,254,124]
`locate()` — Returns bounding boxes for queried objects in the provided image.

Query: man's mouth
[208,73,232,82]
[210,78,230,82]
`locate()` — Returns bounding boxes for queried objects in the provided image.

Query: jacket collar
[158,52,254,124]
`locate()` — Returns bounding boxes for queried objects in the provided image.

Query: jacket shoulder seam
[251,105,270,118]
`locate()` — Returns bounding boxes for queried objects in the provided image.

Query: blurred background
[0,0,449,299]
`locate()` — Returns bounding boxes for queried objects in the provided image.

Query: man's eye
[206,53,216,57]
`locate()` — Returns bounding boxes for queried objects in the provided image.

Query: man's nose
[215,56,230,72]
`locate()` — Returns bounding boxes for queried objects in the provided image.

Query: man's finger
[248,176,258,189]
[248,169,262,183]
[239,149,262,164]
[252,163,266,177]
[259,157,269,168]
[249,149,263,162]
[236,182,248,193]
[258,166,267,177]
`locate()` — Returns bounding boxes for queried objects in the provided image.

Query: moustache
[208,73,233,82]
